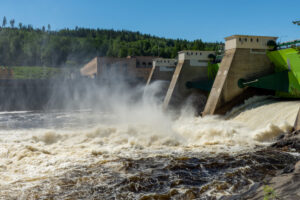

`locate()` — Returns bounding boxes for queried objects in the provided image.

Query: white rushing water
[0,96,299,197]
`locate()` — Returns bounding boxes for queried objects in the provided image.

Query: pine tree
[2,16,7,27]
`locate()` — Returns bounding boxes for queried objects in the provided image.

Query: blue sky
[0,0,299,42]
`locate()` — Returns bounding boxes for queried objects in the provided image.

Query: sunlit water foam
[0,97,299,196]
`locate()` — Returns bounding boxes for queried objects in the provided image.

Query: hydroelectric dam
[144,34,300,132]
[1,34,300,199]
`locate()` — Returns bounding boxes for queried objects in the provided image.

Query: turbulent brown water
[0,96,299,199]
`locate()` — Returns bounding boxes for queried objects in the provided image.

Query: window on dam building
[136,61,153,68]
[225,35,277,50]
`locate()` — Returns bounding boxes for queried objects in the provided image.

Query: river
[0,96,299,199]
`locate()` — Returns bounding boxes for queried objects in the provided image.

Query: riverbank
[245,130,300,199]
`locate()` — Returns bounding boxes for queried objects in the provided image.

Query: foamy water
[0,96,299,199]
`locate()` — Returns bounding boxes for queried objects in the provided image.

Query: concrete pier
[146,58,177,85]
[80,57,99,78]
[163,60,184,108]
[203,35,277,115]
[163,50,215,110]
[295,108,300,131]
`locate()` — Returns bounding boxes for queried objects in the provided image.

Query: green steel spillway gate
[238,47,300,98]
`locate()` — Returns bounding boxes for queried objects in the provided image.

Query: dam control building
[80,56,156,83]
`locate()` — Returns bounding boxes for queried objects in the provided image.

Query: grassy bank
[10,66,62,79]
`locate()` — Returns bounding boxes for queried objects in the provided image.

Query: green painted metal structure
[277,40,300,48]
[238,71,289,92]
[238,48,300,98]
[267,48,300,97]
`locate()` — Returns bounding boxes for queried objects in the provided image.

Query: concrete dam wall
[0,78,97,110]
[202,48,274,115]
[163,50,215,112]
[203,35,278,115]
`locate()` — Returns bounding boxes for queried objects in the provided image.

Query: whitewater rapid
[0,96,299,198]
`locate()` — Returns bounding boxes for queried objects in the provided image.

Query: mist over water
[0,71,299,199]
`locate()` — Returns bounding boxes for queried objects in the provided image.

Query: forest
[0,16,223,68]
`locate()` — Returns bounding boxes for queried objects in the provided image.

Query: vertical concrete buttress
[163,61,185,109]
[96,57,100,75]
[146,65,156,85]
[202,49,236,115]
[295,108,300,131]
[80,57,99,78]
[163,51,215,110]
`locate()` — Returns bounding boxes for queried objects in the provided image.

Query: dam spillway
[143,34,300,131]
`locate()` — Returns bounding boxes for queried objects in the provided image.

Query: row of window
[239,38,259,42]
[136,65,152,68]
[186,52,203,56]
[156,60,175,64]
[137,61,152,66]
[102,61,154,69]
[104,62,152,68]
[105,63,128,67]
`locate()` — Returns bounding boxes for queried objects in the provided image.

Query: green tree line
[293,20,300,53]
[0,16,223,67]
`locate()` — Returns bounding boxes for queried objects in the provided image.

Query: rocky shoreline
[244,130,300,200]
